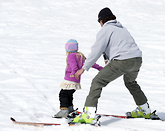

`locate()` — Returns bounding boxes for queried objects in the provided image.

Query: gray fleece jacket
[83,20,142,71]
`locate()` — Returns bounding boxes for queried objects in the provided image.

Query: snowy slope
[0,0,165,130]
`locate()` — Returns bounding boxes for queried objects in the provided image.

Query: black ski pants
[59,89,75,108]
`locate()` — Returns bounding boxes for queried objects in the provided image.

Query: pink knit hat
[65,39,78,52]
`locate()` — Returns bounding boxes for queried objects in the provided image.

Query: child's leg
[68,89,76,107]
[54,89,72,118]
[59,89,76,108]
[67,89,76,113]
[59,89,70,108]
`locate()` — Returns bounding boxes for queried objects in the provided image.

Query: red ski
[77,111,127,119]
[76,110,164,121]
[10,117,100,127]
[11,117,61,126]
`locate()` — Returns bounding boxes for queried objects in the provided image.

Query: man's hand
[75,68,85,80]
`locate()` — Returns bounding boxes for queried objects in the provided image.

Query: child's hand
[70,75,75,77]
[75,68,85,80]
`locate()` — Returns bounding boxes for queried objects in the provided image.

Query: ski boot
[68,106,74,114]
[53,107,69,118]
[72,107,100,125]
[53,106,76,118]
[126,102,151,119]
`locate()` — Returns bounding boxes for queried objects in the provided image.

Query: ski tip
[10,117,16,122]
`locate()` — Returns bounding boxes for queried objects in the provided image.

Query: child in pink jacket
[54,39,103,118]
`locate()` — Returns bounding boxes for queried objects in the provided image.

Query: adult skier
[73,7,152,124]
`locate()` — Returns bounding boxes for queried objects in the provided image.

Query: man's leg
[123,57,150,118]
[123,57,147,105]
[85,60,124,107]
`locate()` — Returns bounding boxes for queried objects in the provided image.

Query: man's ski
[68,108,126,119]
[77,110,164,121]
[10,117,100,127]
[77,111,127,119]
[11,117,61,126]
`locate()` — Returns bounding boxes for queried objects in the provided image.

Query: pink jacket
[64,52,103,83]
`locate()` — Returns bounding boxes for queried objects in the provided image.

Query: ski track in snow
[0,0,165,131]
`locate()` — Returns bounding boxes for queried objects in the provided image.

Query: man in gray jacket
[73,7,152,124]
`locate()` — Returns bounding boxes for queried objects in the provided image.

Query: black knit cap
[98,7,115,22]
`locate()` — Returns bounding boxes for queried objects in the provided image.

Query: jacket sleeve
[91,63,103,71]
[67,54,78,75]
[84,56,103,71]
[82,27,110,71]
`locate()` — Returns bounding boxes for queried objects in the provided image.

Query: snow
[0,0,165,130]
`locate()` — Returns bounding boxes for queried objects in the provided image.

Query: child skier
[54,39,103,118]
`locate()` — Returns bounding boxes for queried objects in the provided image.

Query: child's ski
[10,117,61,126]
